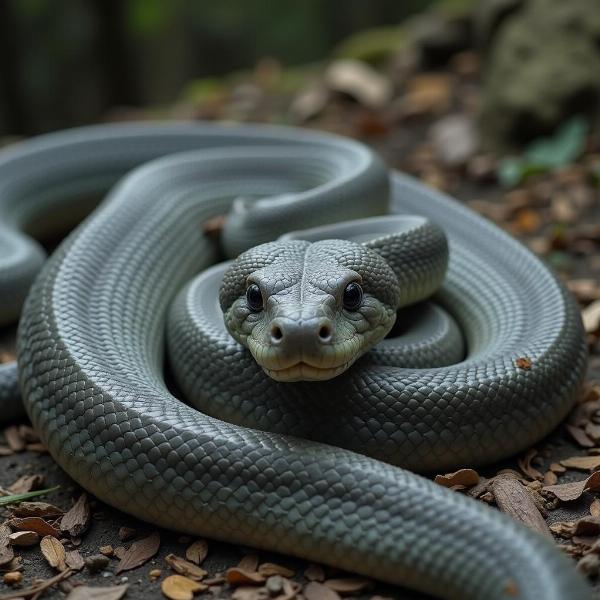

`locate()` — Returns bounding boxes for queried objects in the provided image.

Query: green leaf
[0,486,60,507]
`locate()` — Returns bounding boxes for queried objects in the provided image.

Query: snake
[0,122,591,599]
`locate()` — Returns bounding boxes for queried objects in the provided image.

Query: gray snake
[0,122,590,599]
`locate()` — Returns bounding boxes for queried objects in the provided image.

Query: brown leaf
[258,562,295,578]
[518,449,544,481]
[304,564,325,582]
[590,498,600,516]
[231,587,269,600]
[565,425,595,448]
[161,574,206,600]
[185,539,208,565]
[550,521,575,538]
[8,474,44,494]
[65,550,85,571]
[118,527,136,542]
[226,567,266,586]
[544,471,600,501]
[304,581,342,600]
[573,516,600,536]
[3,426,25,452]
[8,530,40,547]
[165,553,207,581]
[0,524,14,567]
[515,356,533,370]
[11,501,63,518]
[40,535,68,571]
[561,456,600,471]
[238,553,259,571]
[543,471,558,486]
[582,300,600,333]
[492,476,551,537]
[549,462,566,474]
[434,468,479,488]
[8,516,60,538]
[115,532,160,574]
[324,578,372,593]
[66,584,129,600]
[60,493,90,537]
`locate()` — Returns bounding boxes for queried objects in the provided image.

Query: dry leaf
[41,535,68,571]
[304,581,342,600]
[304,564,325,582]
[258,562,295,578]
[66,550,85,571]
[543,471,558,486]
[60,493,90,537]
[582,300,600,333]
[561,456,600,471]
[161,574,206,600]
[8,530,39,546]
[238,553,259,571]
[115,532,160,574]
[8,516,60,538]
[492,476,551,537]
[518,449,544,480]
[574,516,600,536]
[185,539,208,565]
[543,471,600,501]
[434,468,479,488]
[66,584,129,600]
[226,567,266,586]
[549,463,566,474]
[515,357,532,370]
[550,521,575,538]
[0,524,14,567]
[565,425,595,448]
[165,553,207,581]
[4,426,25,452]
[590,499,600,516]
[8,474,44,494]
[11,501,63,518]
[324,578,372,593]
[231,586,268,600]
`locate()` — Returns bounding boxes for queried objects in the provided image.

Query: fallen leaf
[434,468,479,488]
[238,554,259,571]
[566,425,595,448]
[325,59,391,109]
[0,524,14,567]
[583,300,600,333]
[8,516,60,538]
[65,550,85,571]
[258,562,295,578]
[3,427,25,452]
[66,584,129,600]
[0,569,72,598]
[8,530,40,547]
[515,357,533,370]
[161,574,206,600]
[492,476,551,537]
[543,471,558,486]
[40,535,68,571]
[304,581,342,600]
[115,532,160,574]
[324,578,372,593]
[8,474,44,494]
[165,553,207,581]
[11,501,63,518]
[590,499,600,516]
[231,586,268,600]
[574,516,600,536]
[549,463,566,474]
[226,567,266,586]
[543,471,600,501]
[185,539,208,565]
[60,493,90,537]
[518,449,544,480]
[561,456,600,471]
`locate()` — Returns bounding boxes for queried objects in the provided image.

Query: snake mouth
[262,361,351,382]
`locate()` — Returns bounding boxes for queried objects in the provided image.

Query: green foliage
[0,486,60,506]
[498,117,588,187]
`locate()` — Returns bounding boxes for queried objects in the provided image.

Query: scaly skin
[0,122,590,599]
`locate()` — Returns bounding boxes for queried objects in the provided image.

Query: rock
[577,553,600,577]
[85,553,110,573]
[480,0,600,149]
[430,114,479,166]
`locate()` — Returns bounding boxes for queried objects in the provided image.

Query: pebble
[85,553,110,573]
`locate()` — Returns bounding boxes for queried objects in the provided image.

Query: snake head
[219,239,400,382]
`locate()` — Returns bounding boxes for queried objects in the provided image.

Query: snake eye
[343,282,363,311]
[246,284,263,312]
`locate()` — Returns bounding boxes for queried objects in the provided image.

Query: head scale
[219,239,400,382]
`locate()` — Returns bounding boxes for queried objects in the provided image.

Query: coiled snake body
[0,123,590,599]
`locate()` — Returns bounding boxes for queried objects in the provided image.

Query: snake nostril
[318,325,332,342]
[271,325,283,343]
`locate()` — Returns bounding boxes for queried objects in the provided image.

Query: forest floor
[1,38,600,600]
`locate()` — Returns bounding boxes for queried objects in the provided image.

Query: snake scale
[0,122,591,599]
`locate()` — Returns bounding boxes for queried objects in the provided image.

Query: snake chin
[262,361,351,382]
